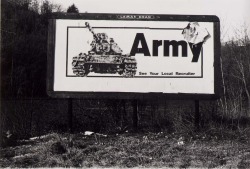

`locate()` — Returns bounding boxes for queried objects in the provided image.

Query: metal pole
[194,100,200,131]
[68,98,73,133]
[132,99,138,131]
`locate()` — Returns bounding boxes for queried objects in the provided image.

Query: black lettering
[188,42,203,62]
[164,40,187,57]
[130,33,151,56]
[152,40,162,56]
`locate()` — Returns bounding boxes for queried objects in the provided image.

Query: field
[1,130,250,168]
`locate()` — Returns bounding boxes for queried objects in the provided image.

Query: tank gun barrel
[85,22,99,41]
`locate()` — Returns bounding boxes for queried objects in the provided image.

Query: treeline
[220,34,250,117]
[1,0,78,98]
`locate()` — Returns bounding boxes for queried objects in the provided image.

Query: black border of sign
[66,26,203,78]
[47,13,221,100]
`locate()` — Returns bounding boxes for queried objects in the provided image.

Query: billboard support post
[132,99,139,131]
[68,98,73,133]
[194,100,200,131]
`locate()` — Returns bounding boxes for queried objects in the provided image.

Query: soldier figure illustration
[182,22,211,62]
[72,22,137,77]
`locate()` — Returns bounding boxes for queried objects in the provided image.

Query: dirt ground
[1,131,250,168]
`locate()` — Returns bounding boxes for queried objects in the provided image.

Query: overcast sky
[51,0,250,42]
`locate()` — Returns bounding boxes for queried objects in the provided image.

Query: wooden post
[132,99,138,131]
[68,98,73,133]
[194,100,200,131]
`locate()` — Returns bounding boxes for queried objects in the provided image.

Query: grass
[0,130,250,168]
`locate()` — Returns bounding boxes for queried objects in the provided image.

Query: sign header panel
[47,13,220,99]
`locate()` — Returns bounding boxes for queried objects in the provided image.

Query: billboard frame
[47,13,221,100]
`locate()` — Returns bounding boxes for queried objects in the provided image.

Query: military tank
[72,22,137,77]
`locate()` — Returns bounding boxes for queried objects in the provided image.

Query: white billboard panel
[48,14,220,98]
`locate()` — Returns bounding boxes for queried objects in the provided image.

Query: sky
[51,0,250,42]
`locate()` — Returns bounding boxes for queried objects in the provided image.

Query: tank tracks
[72,55,137,77]
[72,57,88,77]
[122,56,137,77]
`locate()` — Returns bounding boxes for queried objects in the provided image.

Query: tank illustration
[72,22,137,77]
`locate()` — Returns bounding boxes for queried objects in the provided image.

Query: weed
[1,132,250,168]
[50,141,67,154]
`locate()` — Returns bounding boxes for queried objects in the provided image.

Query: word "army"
[130,33,202,62]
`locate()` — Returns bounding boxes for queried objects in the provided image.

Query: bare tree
[220,24,250,117]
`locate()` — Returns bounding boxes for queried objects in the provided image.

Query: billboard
[47,13,220,99]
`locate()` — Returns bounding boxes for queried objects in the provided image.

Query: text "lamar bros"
[130,33,202,62]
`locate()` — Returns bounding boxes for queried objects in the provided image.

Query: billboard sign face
[47,13,220,99]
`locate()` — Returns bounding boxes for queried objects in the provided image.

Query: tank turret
[72,22,137,77]
[85,22,123,55]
